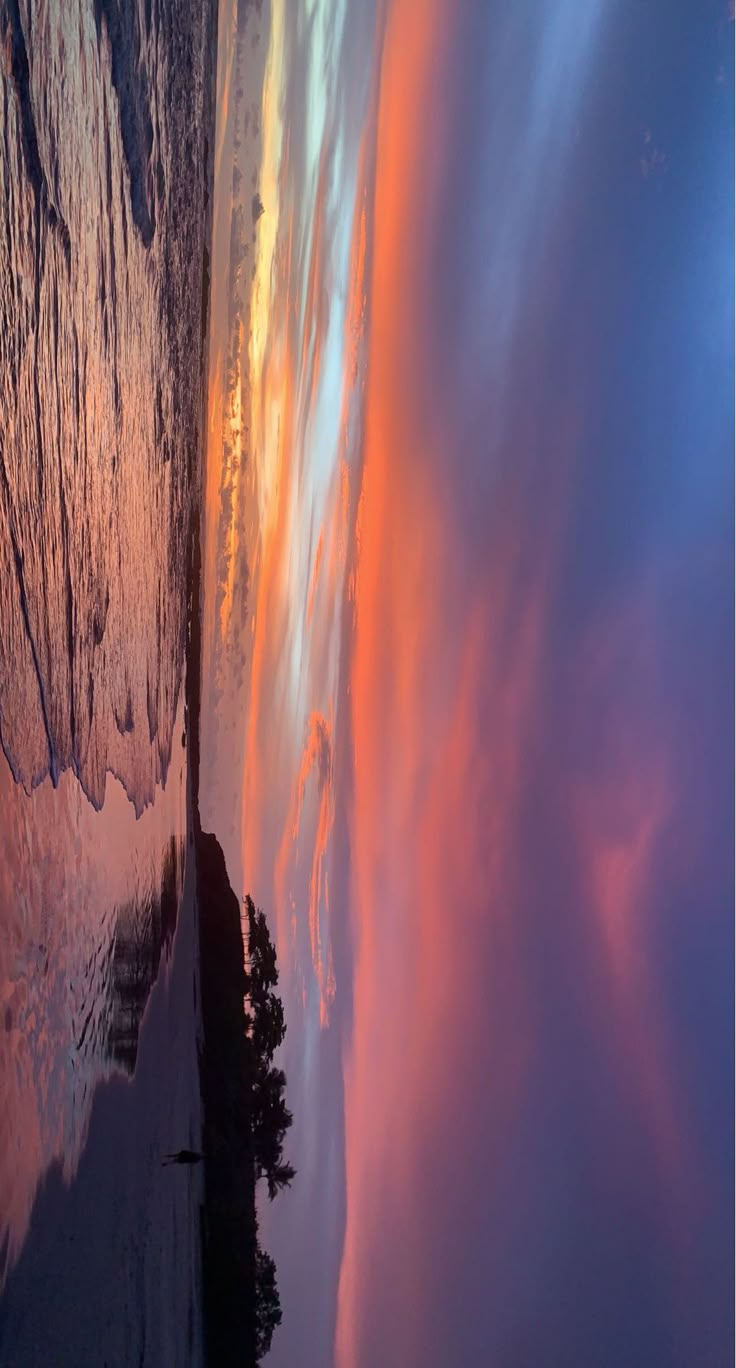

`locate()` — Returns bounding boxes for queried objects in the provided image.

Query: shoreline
[185,4,261,1362]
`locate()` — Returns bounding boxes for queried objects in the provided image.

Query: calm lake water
[0,0,216,1338]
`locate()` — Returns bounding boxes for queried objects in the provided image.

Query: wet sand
[0,835,204,1368]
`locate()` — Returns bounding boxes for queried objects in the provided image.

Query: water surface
[0,0,216,1324]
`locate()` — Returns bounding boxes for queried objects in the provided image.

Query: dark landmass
[195,828,259,1365]
[187,385,291,1365]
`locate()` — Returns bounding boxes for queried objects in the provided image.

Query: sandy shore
[0,836,205,1368]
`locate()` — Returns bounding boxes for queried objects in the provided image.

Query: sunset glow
[200,0,734,1362]
[1,0,729,1361]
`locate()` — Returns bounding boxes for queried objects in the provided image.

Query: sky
[201,1,734,1363]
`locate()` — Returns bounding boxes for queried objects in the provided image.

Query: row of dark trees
[241,895,296,1357]
[254,1248,282,1362]
[195,829,296,1363]
[243,896,296,1203]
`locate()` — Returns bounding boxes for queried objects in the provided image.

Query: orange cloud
[337,2,511,1357]
[334,1,695,1360]
[240,269,297,889]
[236,0,380,1043]
[274,712,336,1025]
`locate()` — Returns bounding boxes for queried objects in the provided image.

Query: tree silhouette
[250,991,285,1061]
[254,1248,282,1358]
[242,901,297,1212]
[244,896,278,996]
[252,1065,293,1187]
[265,1160,296,1202]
